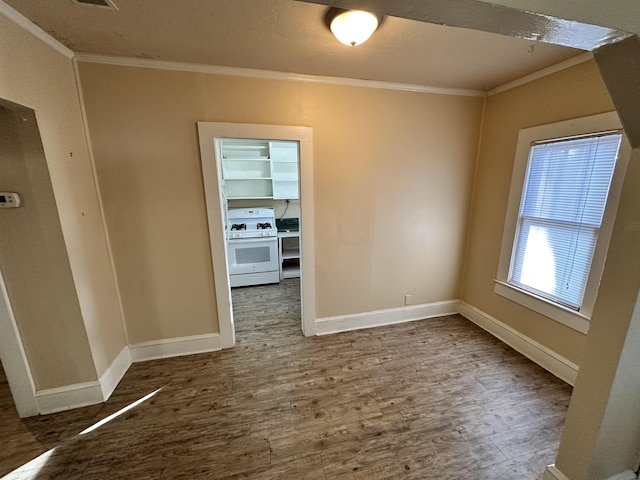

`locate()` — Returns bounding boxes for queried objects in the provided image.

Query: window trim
[495,112,630,334]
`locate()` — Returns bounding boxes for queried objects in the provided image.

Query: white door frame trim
[197,122,316,345]
[0,266,38,417]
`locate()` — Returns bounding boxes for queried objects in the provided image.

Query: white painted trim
[0,268,38,417]
[605,471,638,480]
[35,345,132,415]
[0,0,73,58]
[315,301,460,336]
[129,333,222,363]
[544,465,571,480]
[0,7,588,100]
[458,302,579,386]
[36,381,103,415]
[197,122,317,342]
[494,281,590,334]
[74,53,485,97]
[197,125,235,348]
[298,131,316,337]
[29,333,221,415]
[98,346,131,400]
[488,52,593,96]
[494,112,629,334]
[0,2,591,99]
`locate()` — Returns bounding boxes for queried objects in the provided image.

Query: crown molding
[488,51,593,96]
[0,0,73,58]
[0,0,588,99]
[74,53,486,97]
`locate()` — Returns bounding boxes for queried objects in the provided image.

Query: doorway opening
[0,99,48,418]
[220,138,301,342]
[197,123,316,348]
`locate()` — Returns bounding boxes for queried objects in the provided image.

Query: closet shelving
[219,139,298,200]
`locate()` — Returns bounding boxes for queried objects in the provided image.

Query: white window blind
[509,131,622,310]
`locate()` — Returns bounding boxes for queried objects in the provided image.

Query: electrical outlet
[404,294,412,306]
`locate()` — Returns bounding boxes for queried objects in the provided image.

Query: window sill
[493,280,590,334]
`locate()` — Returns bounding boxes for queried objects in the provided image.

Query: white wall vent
[72,0,118,10]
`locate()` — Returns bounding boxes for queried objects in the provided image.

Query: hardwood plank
[0,279,571,479]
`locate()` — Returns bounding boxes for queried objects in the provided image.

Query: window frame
[495,112,630,334]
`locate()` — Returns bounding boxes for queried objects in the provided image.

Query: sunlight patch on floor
[80,387,162,435]
[3,388,164,479]
[2,448,56,479]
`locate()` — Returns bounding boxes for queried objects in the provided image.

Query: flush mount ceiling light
[72,0,118,9]
[325,8,383,47]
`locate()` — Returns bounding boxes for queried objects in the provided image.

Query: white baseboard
[36,381,104,415]
[33,299,580,414]
[98,346,132,400]
[35,334,220,414]
[543,465,635,480]
[129,333,222,362]
[458,302,579,386]
[606,471,637,480]
[35,347,131,415]
[315,300,460,335]
[544,465,570,480]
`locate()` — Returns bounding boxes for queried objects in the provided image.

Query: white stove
[226,208,279,287]
[227,208,277,239]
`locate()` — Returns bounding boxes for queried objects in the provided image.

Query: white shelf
[224,176,273,181]
[272,174,298,182]
[271,157,297,163]
[221,141,270,160]
[282,248,300,260]
[226,196,274,200]
[282,265,300,278]
[270,141,298,162]
[219,138,298,201]
[223,145,266,150]
[273,180,299,200]
[278,230,300,280]
[225,178,273,198]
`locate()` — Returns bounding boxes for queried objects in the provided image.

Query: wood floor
[0,279,572,479]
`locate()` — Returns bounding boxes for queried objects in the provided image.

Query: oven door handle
[227,237,278,245]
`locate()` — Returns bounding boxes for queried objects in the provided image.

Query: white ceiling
[4,0,583,91]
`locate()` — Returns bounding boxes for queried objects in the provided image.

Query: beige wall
[461,59,616,365]
[76,66,220,344]
[77,63,483,340]
[0,108,95,389]
[0,14,126,386]
[312,85,482,316]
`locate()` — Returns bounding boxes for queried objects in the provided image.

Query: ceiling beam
[298,0,640,147]
[296,0,632,50]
